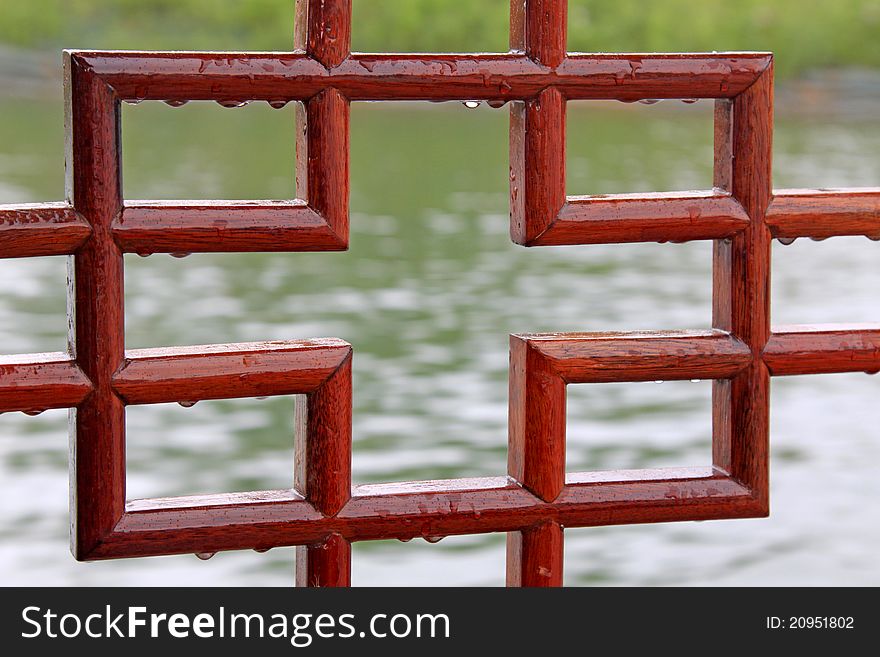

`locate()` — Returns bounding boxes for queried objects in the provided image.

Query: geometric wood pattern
[0,0,877,586]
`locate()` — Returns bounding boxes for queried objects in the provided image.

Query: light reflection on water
[0,98,877,585]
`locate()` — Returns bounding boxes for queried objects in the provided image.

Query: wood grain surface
[0,0,872,588]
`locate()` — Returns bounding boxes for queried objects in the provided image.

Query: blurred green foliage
[1,0,879,78]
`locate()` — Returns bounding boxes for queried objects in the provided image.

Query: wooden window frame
[0,0,878,587]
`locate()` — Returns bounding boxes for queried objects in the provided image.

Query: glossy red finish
[0,203,90,258]
[764,324,880,376]
[93,468,755,559]
[710,66,773,512]
[547,192,749,245]
[507,521,564,587]
[113,339,351,404]
[0,0,874,588]
[69,52,771,103]
[115,202,345,253]
[766,188,880,239]
[65,50,128,559]
[0,352,92,412]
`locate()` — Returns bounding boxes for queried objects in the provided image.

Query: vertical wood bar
[294,0,352,69]
[510,87,566,244]
[297,88,350,242]
[512,0,567,67]
[296,533,352,587]
[509,0,567,245]
[293,4,352,585]
[295,354,353,586]
[508,337,566,502]
[507,0,569,586]
[507,521,564,587]
[294,0,350,247]
[507,338,565,587]
[64,53,126,559]
[712,64,773,510]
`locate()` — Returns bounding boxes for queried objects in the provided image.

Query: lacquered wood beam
[766,188,880,239]
[518,330,753,383]
[65,51,127,560]
[67,52,772,102]
[711,64,773,509]
[0,352,92,413]
[0,203,91,257]
[535,192,749,245]
[112,339,351,405]
[114,201,345,253]
[764,324,880,376]
[87,468,755,560]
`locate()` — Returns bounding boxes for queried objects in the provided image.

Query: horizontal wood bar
[537,191,749,245]
[764,324,880,376]
[0,352,93,412]
[0,203,91,258]
[69,51,771,102]
[516,330,753,383]
[112,339,351,405]
[766,188,880,239]
[86,468,758,559]
[115,201,345,253]
[557,54,770,101]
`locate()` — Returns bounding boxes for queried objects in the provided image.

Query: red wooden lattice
[1,0,879,587]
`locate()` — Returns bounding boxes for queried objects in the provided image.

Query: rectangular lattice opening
[349,101,510,483]
[565,379,712,473]
[0,256,68,355]
[768,373,880,585]
[563,523,703,586]
[774,100,880,189]
[123,252,343,348]
[772,236,879,324]
[0,98,64,201]
[566,99,715,196]
[351,534,506,586]
[121,100,297,200]
[510,241,714,331]
[125,395,302,500]
[0,407,70,584]
[349,0,510,53]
